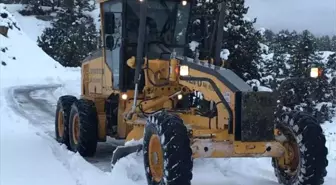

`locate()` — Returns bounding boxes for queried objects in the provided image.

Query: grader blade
[111,144,143,168]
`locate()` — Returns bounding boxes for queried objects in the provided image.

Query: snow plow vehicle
[55,0,328,185]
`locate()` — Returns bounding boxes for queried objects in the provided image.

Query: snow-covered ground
[0,3,335,185]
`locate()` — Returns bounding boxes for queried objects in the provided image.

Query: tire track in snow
[5,84,118,172]
[6,84,61,137]
[6,84,110,185]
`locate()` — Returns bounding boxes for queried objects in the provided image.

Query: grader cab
[55,0,328,185]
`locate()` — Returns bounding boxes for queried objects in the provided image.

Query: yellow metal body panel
[179,68,234,129]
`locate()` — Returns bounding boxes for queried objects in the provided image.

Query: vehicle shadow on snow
[84,138,125,172]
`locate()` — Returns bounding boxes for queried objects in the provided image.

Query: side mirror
[106,36,114,50]
[104,12,115,34]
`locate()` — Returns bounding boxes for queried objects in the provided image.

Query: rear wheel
[69,99,98,157]
[55,95,77,148]
[272,111,328,185]
[143,111,193,185]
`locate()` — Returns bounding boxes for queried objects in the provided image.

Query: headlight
[310,67,319,78]
[179,65,189,76]
[121,93,128,100]
[182,0,187,6]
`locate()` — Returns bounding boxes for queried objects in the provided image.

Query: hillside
[0,4,78,87]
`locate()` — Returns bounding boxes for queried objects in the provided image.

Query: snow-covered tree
[187,0,218,59]
[261,29,275,49]
[316,35,332,51]
[188,0,262,82]
[327,52,336,70]
[221,0,262,81]
[275,30,334,123]
[326,52,336,105]
[37,10,98,67]
[258,30,297,89]
[63,0,95,12]
[331,36,336,51]
[19,0,47,15]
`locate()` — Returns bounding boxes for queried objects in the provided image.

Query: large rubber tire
[143,111,193,185]
[69,99,98,157]
[55,95,77,148]
[272,111,328,185]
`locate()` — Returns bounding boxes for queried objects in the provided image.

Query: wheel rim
[148,134,164,182]
[283,140,300,175]
[57,110,64,137]
[72,114,80,144]
[277,127,300,177]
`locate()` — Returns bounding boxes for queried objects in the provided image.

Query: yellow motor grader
[55,0,328,184]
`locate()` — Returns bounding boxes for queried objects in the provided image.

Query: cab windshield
[126,0,191,55]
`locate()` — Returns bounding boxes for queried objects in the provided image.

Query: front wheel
[143,111,193,185]
[272,111,328,185]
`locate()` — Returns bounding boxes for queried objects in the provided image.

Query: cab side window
[103,0,122,89]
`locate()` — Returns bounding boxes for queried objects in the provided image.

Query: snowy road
[5,84,120,172]
[4,84,336,185]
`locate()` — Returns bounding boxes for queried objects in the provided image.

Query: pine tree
[259,30,297,90]
[37,9,98,67]
[187,0,218,58]
[326,53,336,105]
[62,0,95,12]
[221,0,262,81]
[327,53,336,118]
[327,52,336,70]
[273,30,298,56]
[289,30,320,77]
[188,0,262,82]
[261,29,275,50]
[19,0,46,15]
[331,36,336,51]
[257,45,274,89]
[316,35,332,51]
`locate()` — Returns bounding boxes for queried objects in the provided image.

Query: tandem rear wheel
[55,95,78,149]
[55,96,99,157]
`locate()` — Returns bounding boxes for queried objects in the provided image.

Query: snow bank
[0,101,106,185]
[324,121,336,160]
